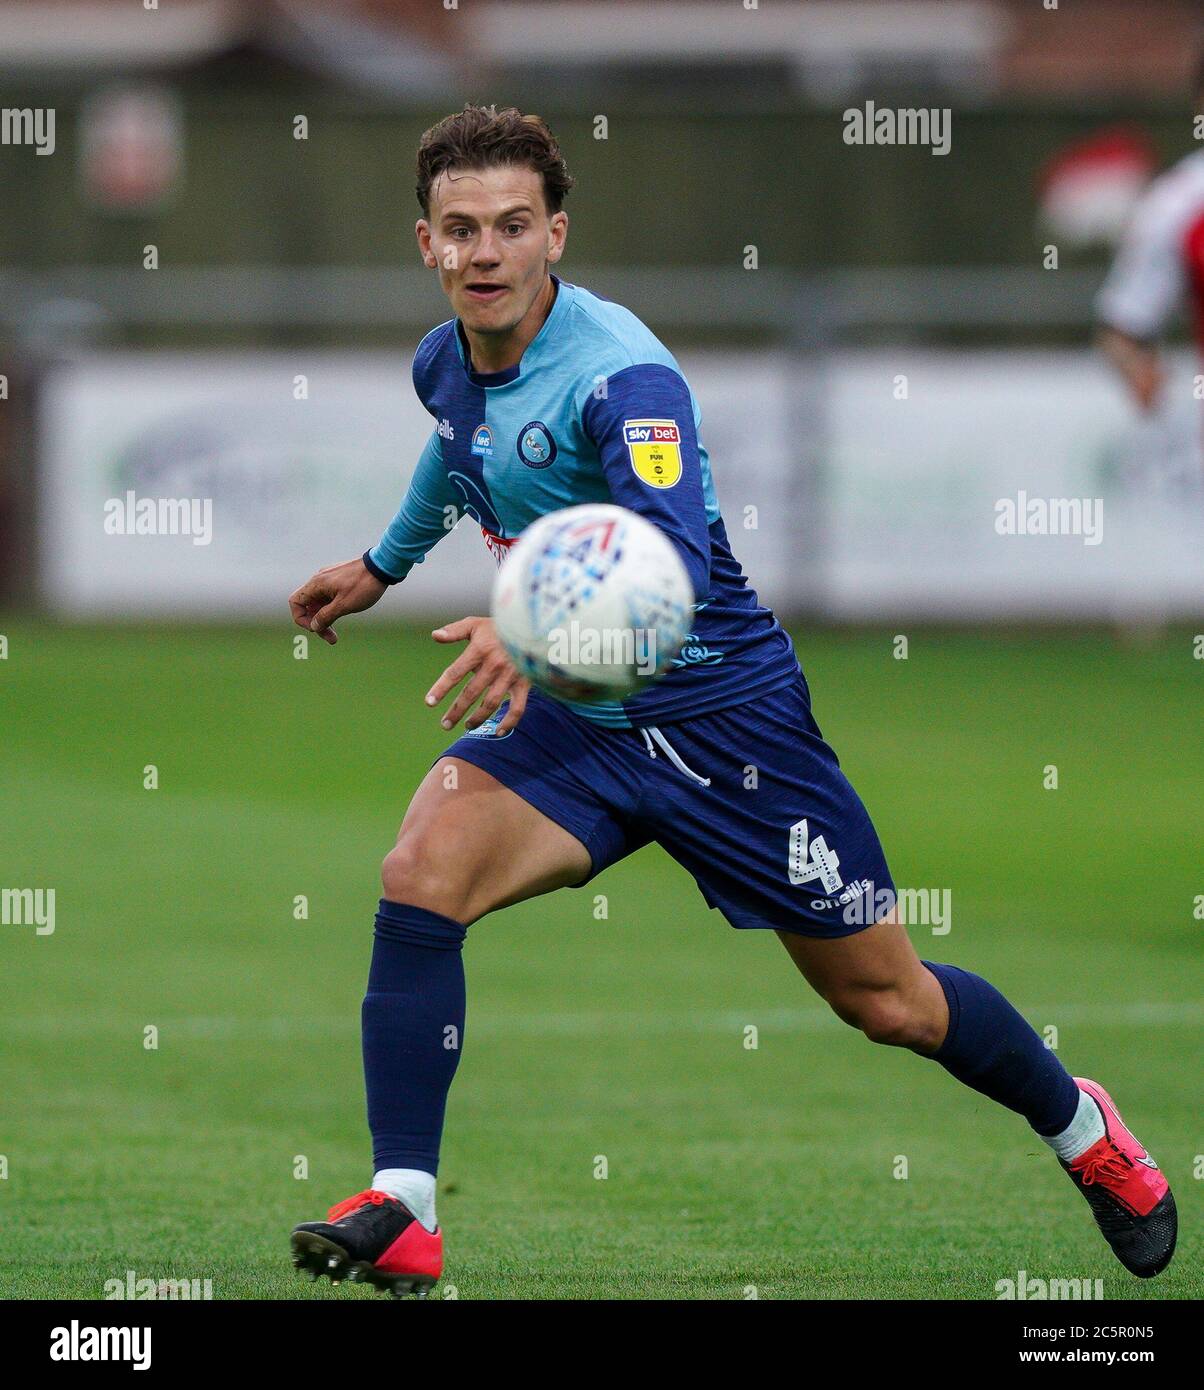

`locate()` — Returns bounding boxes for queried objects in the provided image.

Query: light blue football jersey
[366,274,799,727]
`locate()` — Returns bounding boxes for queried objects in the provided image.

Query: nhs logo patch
[471,424,494,457]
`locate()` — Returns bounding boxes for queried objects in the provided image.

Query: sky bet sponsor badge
[623,419,682,488]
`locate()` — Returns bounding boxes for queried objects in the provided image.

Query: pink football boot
[1060,1078,1177,1278]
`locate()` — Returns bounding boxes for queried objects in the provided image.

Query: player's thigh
[383,756,593,924]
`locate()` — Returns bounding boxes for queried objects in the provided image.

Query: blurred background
[1,0,1202,623]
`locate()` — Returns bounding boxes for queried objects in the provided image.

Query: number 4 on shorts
[788,818,843,894]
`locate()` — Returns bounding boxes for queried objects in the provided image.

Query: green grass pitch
[1,621,1199,1300]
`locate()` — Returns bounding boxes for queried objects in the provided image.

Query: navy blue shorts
[439,670,894,938]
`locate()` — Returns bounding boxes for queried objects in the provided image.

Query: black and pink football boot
[1060,1078,1177,1278]
[291,1189,442,1298]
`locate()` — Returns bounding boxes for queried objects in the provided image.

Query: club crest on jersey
[471,423,494,458]
[517,420,557,469]
[623,419,682,488]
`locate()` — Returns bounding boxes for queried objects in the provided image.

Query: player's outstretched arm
[425,615,531,734]
[289,556,387,645]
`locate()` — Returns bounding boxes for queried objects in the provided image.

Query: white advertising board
[38,350,794,619]
[38,348,1204,620]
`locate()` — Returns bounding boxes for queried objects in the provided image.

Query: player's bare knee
[380,837,472,923]
[829,987,921,1048]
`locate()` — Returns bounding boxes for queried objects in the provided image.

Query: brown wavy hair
[416,104,574,217]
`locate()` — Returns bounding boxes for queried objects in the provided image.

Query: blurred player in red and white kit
[1096,67,1204,412]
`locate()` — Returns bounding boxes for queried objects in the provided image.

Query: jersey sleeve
[580,362,711,602]
[1096,187,1185,341]
[365,430,460,584]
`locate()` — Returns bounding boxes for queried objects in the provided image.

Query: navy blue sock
[923,961,1079,1137]
[363,900,467,1174]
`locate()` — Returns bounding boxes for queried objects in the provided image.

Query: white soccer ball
[491,503,694,703]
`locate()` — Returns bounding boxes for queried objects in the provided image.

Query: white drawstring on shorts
[638,725,711,787]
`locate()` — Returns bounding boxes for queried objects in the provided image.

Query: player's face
[418,165,567,335]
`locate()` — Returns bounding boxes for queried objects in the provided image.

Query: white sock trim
[372,1168,437,1233]
[1039,1088,1106,1162]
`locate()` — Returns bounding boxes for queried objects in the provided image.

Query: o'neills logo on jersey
[481,527,516,566]
[436,417,455,441]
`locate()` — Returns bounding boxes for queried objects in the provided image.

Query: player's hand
[289,557,386,645]
[426,616,530,734]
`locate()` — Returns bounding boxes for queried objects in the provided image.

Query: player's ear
[416,219,437,268]
[547,210,567,264]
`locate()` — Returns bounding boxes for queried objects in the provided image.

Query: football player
[288,106,1176,1297]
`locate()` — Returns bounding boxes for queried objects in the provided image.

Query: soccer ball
[491,503,694,703]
